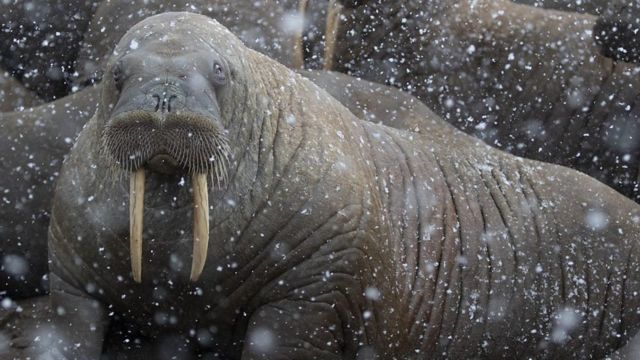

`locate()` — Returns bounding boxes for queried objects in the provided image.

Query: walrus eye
[212,61,226,86]
[113,61,124,91]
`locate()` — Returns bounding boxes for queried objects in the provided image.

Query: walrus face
[102,41,230,177]
[99,23,236,283]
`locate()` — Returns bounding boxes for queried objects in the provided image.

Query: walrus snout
[102,111,229,176]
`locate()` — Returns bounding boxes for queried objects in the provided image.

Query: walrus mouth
[101,110,229,283]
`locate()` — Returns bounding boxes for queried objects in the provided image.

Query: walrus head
[97,13,248,283]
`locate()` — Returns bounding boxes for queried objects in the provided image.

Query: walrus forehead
[113,12,244,58]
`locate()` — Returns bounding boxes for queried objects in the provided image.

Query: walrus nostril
[151,92,179,113]
[167,95,177,112]
[152,94,161,112]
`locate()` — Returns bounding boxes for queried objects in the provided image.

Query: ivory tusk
[130,168,145,283]
[190,173,210,281]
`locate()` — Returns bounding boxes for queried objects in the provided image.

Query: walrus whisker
[129,167,145,283]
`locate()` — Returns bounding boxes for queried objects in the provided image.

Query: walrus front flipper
[594,0,640,63]
[0,281,106,359]
[241,300,346,359]
[47,273,108,359]
[0,296,65,359]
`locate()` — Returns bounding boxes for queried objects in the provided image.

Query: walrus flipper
[0,283,106,359]
[47,273,108,359]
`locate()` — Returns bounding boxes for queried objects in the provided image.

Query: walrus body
[0,86,100,299]
[34,13,640,359]
[0,71,42,112]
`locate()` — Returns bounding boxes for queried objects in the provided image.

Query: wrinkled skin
[0,86,100,299]
[15,13,639,359]
[328,0,640,202]
[0,69,444,301]
[0,69,443,357]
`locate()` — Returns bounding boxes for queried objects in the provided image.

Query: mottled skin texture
[0,86,100,299]
[330,0,640,203]
[35,13,640,359]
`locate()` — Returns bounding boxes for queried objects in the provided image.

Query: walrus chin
[102,110,229,283]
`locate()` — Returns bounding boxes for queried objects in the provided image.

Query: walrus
[0,70,42,112]
[8,12,635,359]
[320,0,640,203]
[0,85,100,299]
[511,0,608,14]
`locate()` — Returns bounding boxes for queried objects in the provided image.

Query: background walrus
[11,12,639,359]
[0,86,99,299]
[322,0,640,202]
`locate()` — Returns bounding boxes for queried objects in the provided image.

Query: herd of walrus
[2,0,640,359]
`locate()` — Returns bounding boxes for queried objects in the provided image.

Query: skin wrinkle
[523,174,565,296]
[231,189,354,309]
[480,166,519,318]
[618,248,634,348]
[429,156,462,356]
[227,199,361,313]
[452,158,489,353]
[508,168,544,338]
[406,152,435,340]
[522,176,554,325]
[442,161,468,356]
[489,163,533,341]
[385,133,415,310]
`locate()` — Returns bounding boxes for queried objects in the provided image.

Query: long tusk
[324,0,343,70]
[130,168,145,283]
[190,173,209,281]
